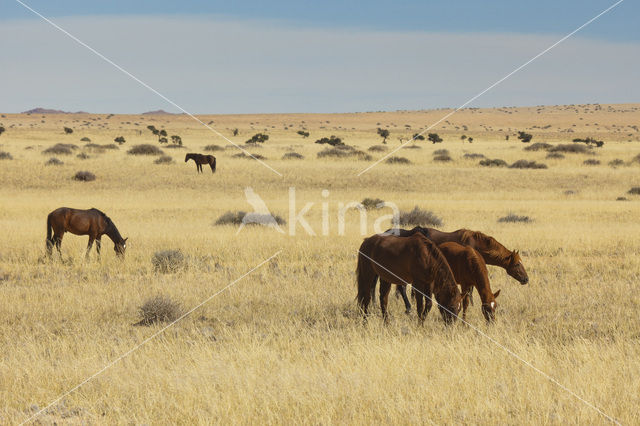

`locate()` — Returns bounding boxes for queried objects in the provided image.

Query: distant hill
[22,107,89,114]
[141,109,175,115]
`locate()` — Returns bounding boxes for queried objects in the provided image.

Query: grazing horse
[385,227,528,313]
[357,233,462,324]
[185,153,216,173]
[46,207,127,259]
[436,242,500,322]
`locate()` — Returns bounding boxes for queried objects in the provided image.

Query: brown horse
[385,227,528,312]
[437,242,500,322]
[357,233,462,324]
[185,153,216,173]
[46,207,127,259]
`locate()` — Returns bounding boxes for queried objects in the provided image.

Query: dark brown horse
[385,227,528,312]
[46,207,127,259]
[357,233,462,324]
[436,242,500,322]
[185,153,216,173]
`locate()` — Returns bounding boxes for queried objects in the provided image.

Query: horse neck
[466,233,511,268]
[468,256,494,304]
[105,221,123,243]
[427,247,458,300]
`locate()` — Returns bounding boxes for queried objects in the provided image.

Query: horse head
[115,237,128,258]
[438,286,463,324]
[481,289,501,322]
[506,250,529,284]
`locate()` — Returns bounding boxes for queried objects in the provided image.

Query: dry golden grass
[1,104,639,424]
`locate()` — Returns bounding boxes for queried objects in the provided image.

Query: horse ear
[124,237,128,242]
[494,289,501,299]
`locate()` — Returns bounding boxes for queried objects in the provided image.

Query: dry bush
[632,153,640,164]
[215,210,285,226]
[282,152,304,160]
[0,151,13,160]
[524,142,552,151]
[80,137,91,142]
[463,153,485,159]
[127,144,164,156]
[608,159,624,167]
[628,187,640,195]
[83,144,105,154]
[498,213,532,223]
[101,144,119,150]
[404,145,421,149]
[317,146,371,161]
[385,156,411,164]
[76,152,90,160]
[361,198,384,210]
[479,158,507,167]
[509,160,548,169]
[433,154,452,162]
[152,250,186,273]
[368,145,387,152]
[42,143,78,155]
[72,171,96,181]
[433,149,449,156]
[45,157,63,166]
[546,152,565,159]
[583,159,600,166]
[395,206,443,227]
[549,144,589,154]
[204,144,224,152]
[135,294,183,326]
[617,196,628,201]
[154,155,174,164]
[232,152,267,160]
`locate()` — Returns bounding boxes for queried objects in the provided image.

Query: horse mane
[458,229,511,264]
[416,235,458,292]
[90,208,110,222]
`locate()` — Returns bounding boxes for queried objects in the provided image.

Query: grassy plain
[1,104,639,424]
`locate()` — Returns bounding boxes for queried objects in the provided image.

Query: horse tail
[46,214,54,254]
[355,239,376,309]
[211,156,216,173]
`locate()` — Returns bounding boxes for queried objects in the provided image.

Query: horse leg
[85,237,95,260]
[54,233,63,259]
[198,163,203,173]
[414,289,425,324]
[95,237,102,258]
[461,284,471,321]
[379,280,392,324]
[396,285,412,314]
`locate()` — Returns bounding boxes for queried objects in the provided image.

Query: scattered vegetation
[154,155,174,164]
[151,250,186,273]
[297,130,310,138]
[433,154,452,162]
[498,213,531,223]
[215,211,286,226]
[127,144,164,156]
[509,160,548,169]
[45,158,63,166]
[573,137,604,147]
[204,144,224,152]
[170,135,182,146]
[245,133,269,145]
[385,156,411,164]
[282,152,304,160]
[0,151,12,160]
[76,152,90,160]
[463,153,485,159]
[546,152,565,159]
[317,146,371,160]
[549,144,588,154]
[479,158,508,167]
[42,143,78,155]
[72,171,96,181]
[232,153,267,160]
[517,131,532,143]
[608,159,624,167]
[361,198,385,210]
[0,126,5,136]
[368,145,387,152]
[114,136,126,145]
[524,142,552,151]
[135,294,183,326]
[412,133,425,141]
[314,136,343,146]
[63,127,73,134]
[583,159,600,166]
[395,206,443,227]
[628,187,640,195]
[433,149,449,156]
[377,128,390,144]
[80,137,91,142]
[427,133,443,144]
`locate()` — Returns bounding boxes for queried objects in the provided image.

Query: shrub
[83,144,105,154]
[385,156,411,164]
[377,128,390,143]
[412,133,425,141]
[433,154,452,162]
[317,146,371,160]
[314,136,343,146]
[632,154,640,164]
[617,197,628,201]
[73,171,96,181]
[546,152,565,159]
[152,250,186,273]
[517,131,532,143]
[42,143,78,155]
[170,135,182,145]
[76,152,90,160]
[63,127,73,134]
[498,213,531,223]
[45,157,63,166]
[232,152,267,160]
[628,187,640,195]
[114,136,126,145]
[479,158,507,167]
[297,130,310,138]
[368,145,387,152]
[509,160,548,169]
[127,144,164,155]
[135,294,183,326]
[404,144,421,149]
[427,133,443,144]
[361,198,384,210]
[154,155,174,164]
[433,149,449,156]
[282,152,304,160]
[100,144,119,150]
[573,137,604,147]
[524,142,552,151]
[0,151,12,160]
[549,144,588,154]
[463,153,485,159]
[204,144,224,152]
[215,211,286,226]
[245,133,269,144]
[583,159,600,166]
[395,206,443,227]
[80,137,91,142]
[608,159,624,167]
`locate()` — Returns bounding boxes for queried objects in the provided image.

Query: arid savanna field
[1,104,639,424]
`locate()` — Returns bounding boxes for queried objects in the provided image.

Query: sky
[0,0,638,114]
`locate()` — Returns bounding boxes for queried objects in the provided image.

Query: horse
[185,153,216,173]
[435,242,500,322]
[356,233,463,324]
[384,227,528,313]
[46,207,127,259]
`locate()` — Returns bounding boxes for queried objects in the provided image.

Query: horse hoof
[405,309,411,315]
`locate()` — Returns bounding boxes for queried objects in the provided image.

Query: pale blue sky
[0,1,637,113]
